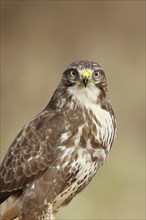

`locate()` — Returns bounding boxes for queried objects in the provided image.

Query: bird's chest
[71,151,98,187]
[53,154,97,211]
[69,106,114,164]
[83,104,115,153]
[53,105,115,211]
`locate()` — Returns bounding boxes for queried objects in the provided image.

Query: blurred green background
[1,1,145,219]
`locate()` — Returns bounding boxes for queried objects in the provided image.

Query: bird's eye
[94,71,100,78]
[64,68,79,82]
[70,69,78,78]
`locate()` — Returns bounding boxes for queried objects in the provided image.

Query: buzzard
[0,60,116,220]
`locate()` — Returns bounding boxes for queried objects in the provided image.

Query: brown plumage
[0,60,116,220]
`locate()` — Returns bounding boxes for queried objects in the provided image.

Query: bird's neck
[46,84,113,117]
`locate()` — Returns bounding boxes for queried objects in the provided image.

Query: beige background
[1,1,145,219]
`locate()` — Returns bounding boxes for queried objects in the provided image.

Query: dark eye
[70,70,77,77]
[94,71,100,78]
[64,68,78,81]
[69,69,78,80]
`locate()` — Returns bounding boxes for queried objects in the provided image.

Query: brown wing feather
[0,109,68,202]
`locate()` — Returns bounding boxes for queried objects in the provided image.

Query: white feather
[68,84,114,149]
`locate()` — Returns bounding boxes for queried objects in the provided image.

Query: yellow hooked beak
[81,71,90,87]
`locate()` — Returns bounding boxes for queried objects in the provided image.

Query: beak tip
[83,76,88,87]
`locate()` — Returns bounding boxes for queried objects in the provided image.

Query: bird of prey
[0,60,116,220]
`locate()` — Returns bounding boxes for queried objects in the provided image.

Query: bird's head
[48,60,110,110]
[62,60,107,89]
[61,60,108,106]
